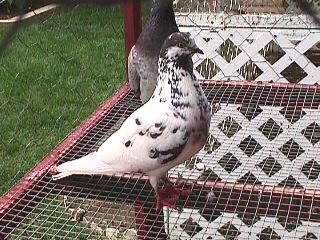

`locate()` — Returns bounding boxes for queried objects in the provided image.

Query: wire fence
[0,3,126,195]
[0,0,320,239]
[174,0,320,84]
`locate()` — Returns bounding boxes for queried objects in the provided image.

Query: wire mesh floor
[1,81,320,239]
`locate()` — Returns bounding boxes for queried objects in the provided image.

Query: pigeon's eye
[178,43,185,48]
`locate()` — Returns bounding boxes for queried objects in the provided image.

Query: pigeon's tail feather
[52,152,116,180]
[52,172,72,181]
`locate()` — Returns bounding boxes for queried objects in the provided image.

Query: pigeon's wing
[53,103,189,179]
[96,104,189,173]
[128,46,141,98]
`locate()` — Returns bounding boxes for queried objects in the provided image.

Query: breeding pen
[1,0,320,239]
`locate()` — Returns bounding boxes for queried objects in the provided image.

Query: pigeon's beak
[189,44,204,55]
[193,47,204,54]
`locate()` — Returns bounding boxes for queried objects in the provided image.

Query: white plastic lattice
[169,103,320,189]
[166,101,320,239]
[167,1,320,239]
[164,207,320,240]
[175,12,320,84]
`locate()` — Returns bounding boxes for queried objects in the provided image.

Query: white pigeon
[53,32,211,211]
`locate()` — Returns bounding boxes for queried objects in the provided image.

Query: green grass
[10,195,136,239]
[0,5,152,239]
[0,5,126,196]
[10,195,104,240]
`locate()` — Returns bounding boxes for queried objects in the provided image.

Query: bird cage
[166,0,320,239]
[0,0,320,240]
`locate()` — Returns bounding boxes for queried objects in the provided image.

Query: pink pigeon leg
[155,177,192,212]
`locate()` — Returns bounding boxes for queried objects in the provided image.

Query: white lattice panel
[174,0,304,14]
[164,83,320,239]
[175,14,320,84]
[169,103,320,189]
[164,207,320,239]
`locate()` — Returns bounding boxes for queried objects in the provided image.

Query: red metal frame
[0,6,144,238]
[123,0,142,80]
[60,172,320,222]
[0,83,167,240]
[2,2,320,237]
[0,84,132,239]
[1,81,320,239]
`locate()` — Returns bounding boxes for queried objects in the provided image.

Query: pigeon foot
[156,182,192,212]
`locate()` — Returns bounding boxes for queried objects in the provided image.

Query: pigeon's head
[160,32,203,59]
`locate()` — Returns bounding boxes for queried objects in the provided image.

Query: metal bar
[59,174,320,223]
[201,80,320,91]
[1,80,320,237]
[123,0,142,81]
[201,81,320,109]
[183,180,320,222]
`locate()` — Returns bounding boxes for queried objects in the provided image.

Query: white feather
[52,152,117,180]
[52,33,210,194]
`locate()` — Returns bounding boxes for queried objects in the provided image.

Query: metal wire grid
[0,81,319,239]
[174,0,320,85]
[167,82,320,239]
[0,5,125,197]
[1,1,320,239]
[174,0,302,14]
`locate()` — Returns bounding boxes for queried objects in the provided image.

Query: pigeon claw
[156,192,178,212]
[155,183,192,212]
[48,165,58,174]
[169,182,193,196]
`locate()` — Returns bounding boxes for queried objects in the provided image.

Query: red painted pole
[123,0,142,81]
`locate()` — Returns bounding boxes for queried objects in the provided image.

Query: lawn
[0,5,126,196]
[9,194,137,239]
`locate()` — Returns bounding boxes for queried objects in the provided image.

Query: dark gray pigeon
[128,0,181,103]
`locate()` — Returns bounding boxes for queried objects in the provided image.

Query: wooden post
[123,1,142,81]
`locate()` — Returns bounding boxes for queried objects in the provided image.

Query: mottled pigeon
[53,32,210,211]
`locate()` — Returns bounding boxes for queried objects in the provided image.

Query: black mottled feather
[149,139,188,164]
